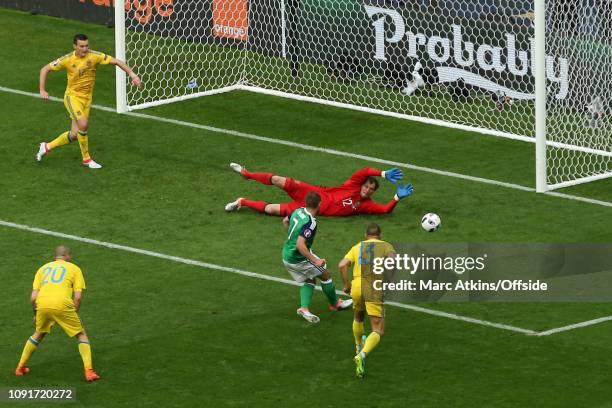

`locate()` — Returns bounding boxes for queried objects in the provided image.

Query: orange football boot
[15,366,30,376]
[85,369,100,382]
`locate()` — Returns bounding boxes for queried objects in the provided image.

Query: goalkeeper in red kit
[224,163,413,216]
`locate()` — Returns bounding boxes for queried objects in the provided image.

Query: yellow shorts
[36,308,84,337]
[64,94,91,121]
[351,279,384,318]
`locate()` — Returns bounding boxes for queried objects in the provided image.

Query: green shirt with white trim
[282,207,317,264]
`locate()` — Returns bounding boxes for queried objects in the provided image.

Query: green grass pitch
[1,7,612,407]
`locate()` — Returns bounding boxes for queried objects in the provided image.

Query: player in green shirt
[282,192,352,323]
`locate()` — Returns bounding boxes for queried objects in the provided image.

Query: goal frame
[114,0,612,192]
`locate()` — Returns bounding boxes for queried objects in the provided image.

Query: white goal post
[115,0,612,191]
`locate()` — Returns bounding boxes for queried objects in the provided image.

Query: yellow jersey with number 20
[33,259,86,311]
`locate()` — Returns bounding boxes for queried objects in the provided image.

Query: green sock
[300,283,315,308]
[320,279,338,306]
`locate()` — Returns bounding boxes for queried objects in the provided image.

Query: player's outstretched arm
[73,291,83,311]
[338,258,352,294]
[110,58,142,87]
[30,290,39,321]
[344,167,383,185]
[296,236,325,267]
[39,65,51,99]
[344,167,403,186]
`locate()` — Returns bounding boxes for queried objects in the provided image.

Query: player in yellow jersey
[36,33,142,169]
[339,223,396,378]
[15,245,100,382]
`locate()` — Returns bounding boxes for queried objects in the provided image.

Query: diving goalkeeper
[224,163,413,216]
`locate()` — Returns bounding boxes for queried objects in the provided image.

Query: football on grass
[421,213,441,232]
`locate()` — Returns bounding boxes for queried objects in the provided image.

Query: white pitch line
[535,316,612,336]
[123,110,534,192]
[3,218,611,337]
[1,85,611,208]
[0,218,535,335]
[544,191,612,208]
[386,301,537,335]
[2,86,612,335]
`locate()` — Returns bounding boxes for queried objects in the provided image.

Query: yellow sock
[353,320,364,346]
[78,342,93,370]
[362,332,381,356]
[77,131,90,162]
[18,337,39,367]
[47,131,72,151]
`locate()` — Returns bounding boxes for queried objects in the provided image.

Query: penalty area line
[1,85,611,208]
[535,316,612,336]
[1,218,535,336]
[3,218,611,336]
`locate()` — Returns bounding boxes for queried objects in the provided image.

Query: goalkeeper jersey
[318,168,398,216]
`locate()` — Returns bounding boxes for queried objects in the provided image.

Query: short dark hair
[366,223,381,237]
[305,191,321,209]
[73,34,88,44]
[364,176,379,190]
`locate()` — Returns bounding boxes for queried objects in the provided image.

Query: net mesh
[123,0,612,188]
[545,0,612,186]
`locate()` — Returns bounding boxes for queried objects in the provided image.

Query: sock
[362,332,381,357]
[279,205,289,217]
[300,283,315,309]
[353,320,365,346]
[320,279,338,306]
[242,170,274,185]
[47,131,72,151]
[77,131,90,162]
[78,342,93,370]
[241,199,268,213]
[18,336,40,367]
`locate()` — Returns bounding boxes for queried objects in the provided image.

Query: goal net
[116,0,612,191]
[544,0,612,189]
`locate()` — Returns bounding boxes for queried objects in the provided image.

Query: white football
[421,213,441,232]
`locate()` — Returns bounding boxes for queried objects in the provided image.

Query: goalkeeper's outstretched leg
[229,162,288,189]
[227,163,318,216]
[224,198,287,216]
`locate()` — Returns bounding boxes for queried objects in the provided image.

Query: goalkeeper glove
[382,168,403,184]
[395,183,413,200]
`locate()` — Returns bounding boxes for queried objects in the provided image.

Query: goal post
[115,0,247,111]
[534,0,547,193]
[114,0,127,114]
[115,0,612,191]
[541,0,612,189]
